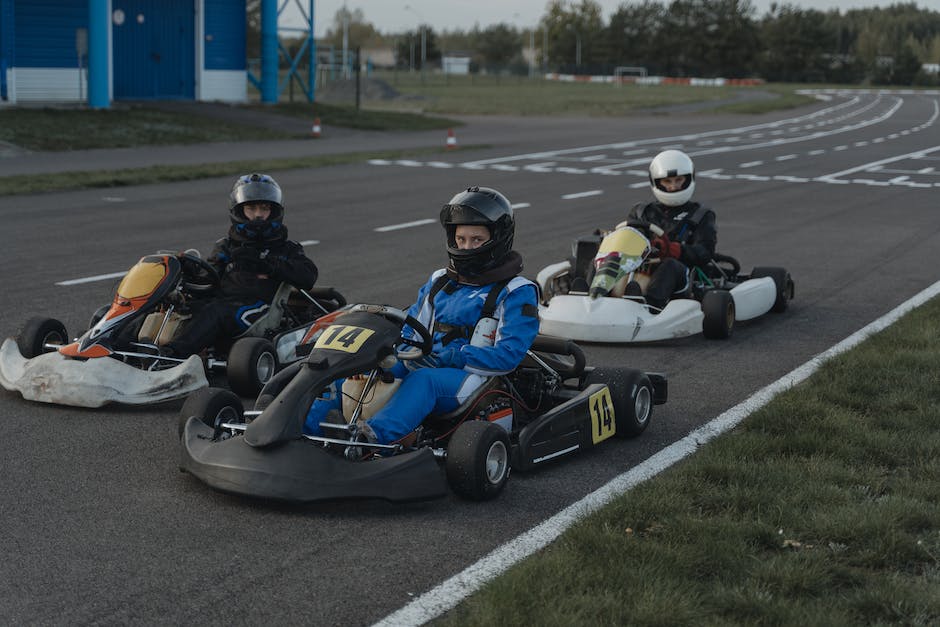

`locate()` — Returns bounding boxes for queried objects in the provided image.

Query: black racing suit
[627,201,717,310]
[165,224,318,356]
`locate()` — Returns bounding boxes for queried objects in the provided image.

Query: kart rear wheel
[17,317,69,358]
[583,367,653,438]
[178,387,244,439]
[751,266,793,313]
[446,420,511,501]
[227,337,278,398]
[702,290,735,339]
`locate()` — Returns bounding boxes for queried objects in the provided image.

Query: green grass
[0,104,295,150]
[254,101,459,131]
[437,298,940,626]
[0,145,487,196]
[0,101,456,151]
[377,73,733,116]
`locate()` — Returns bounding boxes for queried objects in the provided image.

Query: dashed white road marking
[56,272,126,286]
[561,190,603,200]
[374,219,436,232]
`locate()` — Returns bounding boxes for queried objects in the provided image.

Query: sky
[282,1,928,37]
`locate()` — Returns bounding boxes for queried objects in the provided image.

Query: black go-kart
[178,303,667,503]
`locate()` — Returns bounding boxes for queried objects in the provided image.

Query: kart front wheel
[178,387,244,439]
[702,290,735,339]
[88,305,110,331]
[17,317,68,358]
[227,337,278,397]
[751,266,793,313]
[584,367,653,438]
[446,420,511,501]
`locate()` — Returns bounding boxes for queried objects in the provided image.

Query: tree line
[253,1,940,86]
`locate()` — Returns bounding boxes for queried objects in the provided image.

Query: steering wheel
[348,304,433,360]
[178,252,221,292]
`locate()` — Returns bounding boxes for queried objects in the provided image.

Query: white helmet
[649,150,695,206]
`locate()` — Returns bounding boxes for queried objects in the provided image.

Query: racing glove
[652,236,681,259]
[434,346,467,370]
[231,246,273,274]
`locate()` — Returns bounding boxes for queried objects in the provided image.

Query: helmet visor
[231,180,282,207]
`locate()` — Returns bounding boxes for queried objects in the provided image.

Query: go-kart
[536,222,794,343]
[0,251,345,407]
[178,303,667,503]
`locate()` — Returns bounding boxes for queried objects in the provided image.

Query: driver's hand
[435,346,467,370]
[652,236,681,259]
[231,246,273,274]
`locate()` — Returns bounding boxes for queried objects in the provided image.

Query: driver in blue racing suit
[304,186,540,445]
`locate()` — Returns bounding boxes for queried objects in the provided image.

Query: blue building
[0,0,248,104]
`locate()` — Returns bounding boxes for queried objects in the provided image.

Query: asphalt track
[1,90,938,625]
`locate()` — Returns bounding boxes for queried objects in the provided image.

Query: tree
[606,1,667,74]
[322,7,384,49]
[476,23,524,71]
[759,6,837,82]
[540,0,605,72]
[393,26,440,70]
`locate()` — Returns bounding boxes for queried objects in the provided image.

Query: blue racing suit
[304,267,540,444]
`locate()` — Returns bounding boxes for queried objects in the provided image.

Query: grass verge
[0,146,487,196]
[438,298,940,625]
[253,101,460,131]
[0,102,457,151]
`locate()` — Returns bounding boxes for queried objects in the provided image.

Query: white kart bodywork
[0,338,208,407]
[537,260,779,343]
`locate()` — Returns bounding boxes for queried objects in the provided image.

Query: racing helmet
[229,173,285,238]
[649,150,695,207]
[440,186,515,276]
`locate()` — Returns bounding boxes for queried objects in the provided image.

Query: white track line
[561,190,603,200]
[56,272,126,286]
[374,219,437,232]
[374,277,940,627]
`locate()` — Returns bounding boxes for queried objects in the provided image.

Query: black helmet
[229,173,285,239]
[440,186,515,276]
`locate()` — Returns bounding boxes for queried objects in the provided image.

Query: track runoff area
[374,278,940,627]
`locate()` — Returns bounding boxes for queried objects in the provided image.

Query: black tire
[88,305,111,331]
[178,387,244,439]
[583,367,654,438]
[446,421,511,501]
[226,337,278,398]
[17,317,69,358]
[702,290,735,339]
[751,266,793,313]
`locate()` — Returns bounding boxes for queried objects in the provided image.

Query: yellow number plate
[313,325,374,353]
[589,386,616,444]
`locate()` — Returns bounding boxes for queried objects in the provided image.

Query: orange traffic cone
[445,128,457,149]
[311,117,322,138]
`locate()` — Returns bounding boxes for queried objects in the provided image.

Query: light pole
[404,4,426,73]
[566,23,581,69]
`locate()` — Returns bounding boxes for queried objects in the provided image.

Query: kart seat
[239,284,347,338]
[520,335,586,379]
[421,376,504,436]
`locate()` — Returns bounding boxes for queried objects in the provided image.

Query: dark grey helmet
[440,186,515,276]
